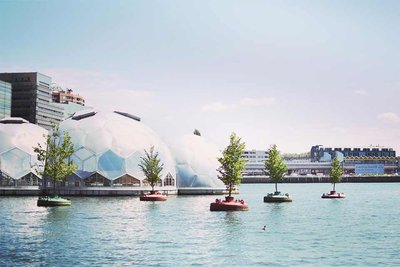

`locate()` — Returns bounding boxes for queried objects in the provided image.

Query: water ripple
[1,184,400,266]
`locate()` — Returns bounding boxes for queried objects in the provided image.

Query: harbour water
[1,183,399,266]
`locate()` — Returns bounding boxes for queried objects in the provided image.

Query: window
[164,173,175,186]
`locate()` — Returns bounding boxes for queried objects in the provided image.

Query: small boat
[321,191,346,199]
[37,195,71,207]
[140,191,167,201]
[264,191,292,203]
[210,196,249,211]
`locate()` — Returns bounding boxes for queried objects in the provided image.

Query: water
[1,183,400,266]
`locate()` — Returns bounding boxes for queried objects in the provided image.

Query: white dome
[0,118,47,179]
[59,110,176,186]
[172,134,224,188]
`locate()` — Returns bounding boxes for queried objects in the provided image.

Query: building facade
[310,145,398,175]
[52,88,85,106]
[0,81,11,119]
[311,145,396,161]
[243,146,398,177]
[0,72,64,130]
[57,110,177,189]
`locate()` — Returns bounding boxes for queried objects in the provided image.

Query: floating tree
[264,144,292,202]
[264,144,287,193]
[321,156,346,198]
[139,146,164,193]
[34,125,77,196]
[217,132,246,198]
[329,156,344,192]
[211,132,248,211]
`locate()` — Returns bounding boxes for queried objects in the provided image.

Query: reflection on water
[45,206,72,222]
[1,183,400,266]
[224,211,241,225]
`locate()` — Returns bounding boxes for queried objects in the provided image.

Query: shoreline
[242,175,400,183]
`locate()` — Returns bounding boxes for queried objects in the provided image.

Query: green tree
[264,144,288,193]
[193,129,201,136]
[139,146,164,193]
[329,156,343,192]
[217,133,246,197]
[34,125,77,196]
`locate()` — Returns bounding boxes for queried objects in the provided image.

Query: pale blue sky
[1,0,399,152]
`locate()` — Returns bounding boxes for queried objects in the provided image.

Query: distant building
[310,145,396,162]
[242,150,268,162]
[52,88,85,106]
[0,80,11,119]
[242,150,268,176]
[0,72,64,130]
[242,146,398,177]
[311,145,398,175]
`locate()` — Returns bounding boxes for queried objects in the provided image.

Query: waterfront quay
[242,175,400,183]
[0,186,226,196]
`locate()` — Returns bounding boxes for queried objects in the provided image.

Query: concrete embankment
[0,187,226,196]
[0,187,41,196]
[242,175,400,183]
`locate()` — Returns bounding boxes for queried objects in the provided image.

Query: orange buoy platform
[210,196,248,211]
[140,191,167,201]
[321,191,346,199]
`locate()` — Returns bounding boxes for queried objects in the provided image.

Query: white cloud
[239,97,275,107]
[377,112,400,124]
[354,89,367,95]
[202,97,276,112]
[201,102,230,112]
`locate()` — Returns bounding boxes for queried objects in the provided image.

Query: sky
[0,0,399,153]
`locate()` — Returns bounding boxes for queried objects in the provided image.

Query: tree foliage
[139,146,164,192]
[217,133,246,197]
[264,144,288,192]
[34,125,77,193]
[193,129,201,136]
[329,156,343,191]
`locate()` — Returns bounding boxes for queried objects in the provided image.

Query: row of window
[0,172,176,187]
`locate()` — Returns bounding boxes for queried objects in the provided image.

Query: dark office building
[0,72,63,130]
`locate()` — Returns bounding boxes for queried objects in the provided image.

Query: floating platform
[210,196,249,211]
[37,196,71,207]
[140,191,167,201]
[264,191,292,203]
[321,191,346,199]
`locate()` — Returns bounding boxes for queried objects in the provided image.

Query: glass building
[0,80,11,119]
[0,117,47,186]
[58,110,177,188]
[0,72,64,130]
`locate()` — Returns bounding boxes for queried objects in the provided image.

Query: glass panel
[97,150,125,180]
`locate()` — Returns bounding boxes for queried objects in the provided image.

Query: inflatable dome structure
[0,118,47,185]
[172,134,224,188]
[59,110,176,188]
